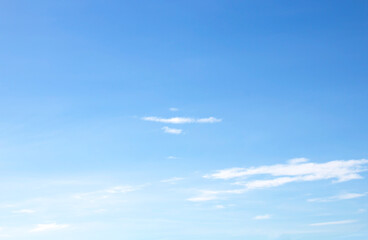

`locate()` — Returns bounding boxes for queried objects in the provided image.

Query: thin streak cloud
[142,116,222,124]
[254,214,271,220]
[205,159,368,183]
[310,220,356,226]
[308,192,368,202]
[188,158,368,202]
[30,223,69,232]
[162,126,183,134]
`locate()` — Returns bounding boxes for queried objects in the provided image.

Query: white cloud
[308,192,368,202]
[254,214,271,220]
[105,186,137,194]
[215,205,225,209]
[195,117,222,123]
[74,185,140,200]
[13,209,36,214]
[142,116,221,124]
[288,158,309,164]
[167,156,177,159]
[30,223,69,232]
[188,158,368,202]
[187,190,221,202]
[205,159,368,183]
[161,177,184,184]
[162,126,183,134]
[187,195,217,202]
[310,220,356,226]
[242,177,297,190]
[169,107,179,112]
[187,189,245,202]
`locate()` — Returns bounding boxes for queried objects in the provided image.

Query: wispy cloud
[142,116,221,124]
[240,177,297,190]
[169,107,179,112]
[73,185,141,201]
[288,157,309,164]
[205,158,368,183]
[162,126,183,134]
[310,220,356,226]
[161,177,184,184]
[187,189,244,202]
[13,209,36,214]
[30,223,69,232]
[254,214,271,220]
[215,205,225,209]
[308,192,368,202]
[104,186,138,194]
[188,158,368,202]
[187,190,221,202]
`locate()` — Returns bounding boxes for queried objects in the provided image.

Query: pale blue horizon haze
[0,1,368,240]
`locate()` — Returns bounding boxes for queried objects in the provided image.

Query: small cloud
[187,190,220,202]
[288,158,309,164]
[308,192,368,202]
[93,209,107,214]
[161,177,184,184]
[74,185,141,200]
[13,209,36,214]
[169,107,179,112]
[167,156,177,159]
[30,223,69,232]
[143,116,192,124]
[196,117,222,123]
[142,116,221,124]
[357,209,366,213]
[215,205,225,209]
[187,196,217,202]
[0,204,16,209]
[310,220,356,226]
[105,186,137,194]
[188,189,246,202]
[254,214,271,220]
[162,126,183,134]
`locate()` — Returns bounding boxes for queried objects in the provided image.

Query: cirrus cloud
[188,158,368,202]
[204,158,368,183]
[308,192,368,202]
[310,220,356,226]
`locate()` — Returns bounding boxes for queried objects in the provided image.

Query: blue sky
[0,0,368,239]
